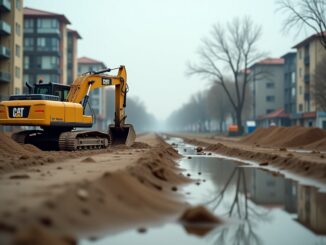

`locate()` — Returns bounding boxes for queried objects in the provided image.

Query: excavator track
[58,131,111,151]
[12,130,43,144]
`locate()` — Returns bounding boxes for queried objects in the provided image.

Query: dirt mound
[81,157,97,163]
[305,138,326,151]
[180,206,222,237]
[131,142,151,149]
[180,206,221,224]
[0,133,32,156]
[6,140,190,243]
[242,126,326,149]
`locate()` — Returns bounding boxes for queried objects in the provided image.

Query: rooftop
[256,58,284,65]
[24,7,71,24]
[67,28,82,39]
[292,32,326,49]
[281,52,296,58]
[78,57,106,67]
[265,108,289,119]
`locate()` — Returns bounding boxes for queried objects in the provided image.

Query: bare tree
[188,17,263,134]
[314,56,326,110]
[277,0,326,49]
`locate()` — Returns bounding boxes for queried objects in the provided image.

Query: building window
[37,37,59,51]
[299,104,303,112]
[68,35,73,46]
[24,56,30,69]
[291,87,296,98]
[266,180,275,186]
[299,68,302,77]
[266,96,275,102]
[14,87,20,95]
[291,72,295,84]
[15,23,21,36]
[16,0,21,10]
[15,67,20,78]
[68,52,72,61]
[299,49,302,59]
[23,74,30,83]
[24,38,34,51]
[266,109,274,114]
[266,82,275,89]
[24,19,34,33]
[37,19,59,33]
[37,74,59,83]
[36,56,59,69]
[299,86,302,95]
[15,45,20,57]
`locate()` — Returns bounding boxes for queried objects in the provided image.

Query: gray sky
[25,0,311,120]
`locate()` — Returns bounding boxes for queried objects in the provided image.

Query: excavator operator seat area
[34,83,70,101]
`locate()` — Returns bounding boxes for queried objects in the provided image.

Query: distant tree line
[166,82,251,133]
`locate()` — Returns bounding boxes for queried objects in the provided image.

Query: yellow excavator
[0,66,136,151]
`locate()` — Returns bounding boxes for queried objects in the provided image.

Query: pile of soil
[241,126,326,150]
[1,136,198,244]
[0,133,41,157]
[0,132,153,173]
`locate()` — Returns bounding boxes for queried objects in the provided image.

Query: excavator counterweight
[0,66,135,150]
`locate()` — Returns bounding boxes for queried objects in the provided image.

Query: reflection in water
[297,185,326,234]
[183,153,326,244]
[82,139,326,245]
[206,167,270,245]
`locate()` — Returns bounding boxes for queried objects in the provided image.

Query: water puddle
[82,137,326,245]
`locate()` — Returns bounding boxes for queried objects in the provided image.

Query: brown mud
[0,133,216,244]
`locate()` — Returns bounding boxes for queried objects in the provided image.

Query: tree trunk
[236,109,244,135]
[219,120,223,133]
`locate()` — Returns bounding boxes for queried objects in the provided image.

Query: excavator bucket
[109,124,136,146]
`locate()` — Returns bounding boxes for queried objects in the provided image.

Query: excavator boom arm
[67,65,127,127]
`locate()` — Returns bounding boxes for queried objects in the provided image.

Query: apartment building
[0,0,23,101]
[282,52,297,115]
[67,28,81,84]
[78,57,106,131]
[293,33,326,113]
[292,33,326,128]
[249,58,285,119]
[23,7,70,85]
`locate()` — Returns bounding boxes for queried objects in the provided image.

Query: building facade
[282,52,297,115]
[77,57,106,131]
[67,28,81,84]
[293,33,326,113]
[23,7,70,85]
[249,58,285,119]
[0,0,23,101]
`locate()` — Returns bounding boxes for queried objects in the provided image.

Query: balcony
[304,55,310,65]
[0,45,10,59]
[0,20,11,35]
[37,28,61,35]
[0,72,10,83]
[304,74,310,83]
[0,0,11,12]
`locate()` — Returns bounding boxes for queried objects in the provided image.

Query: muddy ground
[172,126,326,182]
[0,133,209,245]
[1,126,326,244]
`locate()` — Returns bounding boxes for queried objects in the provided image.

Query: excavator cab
[33,83,70,101]
[9,82,70,102]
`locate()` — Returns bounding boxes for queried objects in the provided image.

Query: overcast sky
[25,0,312,120]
